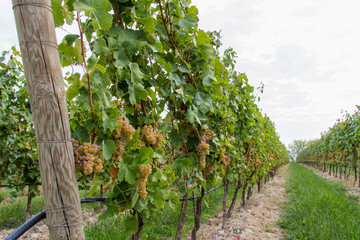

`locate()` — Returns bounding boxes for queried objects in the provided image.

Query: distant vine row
[297,107,360,187]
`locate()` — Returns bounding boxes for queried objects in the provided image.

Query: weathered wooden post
[12,0,84,239]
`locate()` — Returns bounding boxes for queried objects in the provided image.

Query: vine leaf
[129,83,148,105]
[117,161,139,184]
[172,158,191,176]
[103,115,118,134]
[138,17,155,34]
[94,38,108,54]
[152,189,167,209]
[103,140,116,160]
[51,0,65,26]
[199,44,214,59]
[66,73,81,101]
[74,0,113,31]
[196,30,210,45]
[130,62,145,84]
[186,107,200,124]
[98,204,120,221]
[178,13,198,30]
[133,147,154,165]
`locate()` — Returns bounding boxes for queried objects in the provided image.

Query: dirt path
[192,165,288,240]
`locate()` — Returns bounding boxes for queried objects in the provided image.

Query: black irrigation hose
[5,210,46,240]
[178,183,228,201]
[5,184,229,240]
[5,198,105,240]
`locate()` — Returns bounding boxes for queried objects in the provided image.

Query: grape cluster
[72,139,104,175]
[196,129,215,169]
[154,131,164,149]
[112,117,135,161]
[220,148,231,167]
[140,125,163,149]
[136,164,152,198]
[141,125,156,145]
[202,129,215,142]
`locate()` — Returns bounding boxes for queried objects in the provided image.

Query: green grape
[141,125,156,145]
[112,117,135,162]
[137,164,152,198]
[71,139,103,175]
[196,129,214,169]
[220,148,231,167]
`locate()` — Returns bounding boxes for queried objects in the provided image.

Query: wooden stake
[12,1,84,239]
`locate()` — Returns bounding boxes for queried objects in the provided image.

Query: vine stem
[77,12,95,141]
[157,0,186,63]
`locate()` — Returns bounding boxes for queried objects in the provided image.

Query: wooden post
[12,1,84,239]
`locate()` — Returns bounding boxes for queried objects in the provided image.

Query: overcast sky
[192,0,360,145]
[2,1,360,146]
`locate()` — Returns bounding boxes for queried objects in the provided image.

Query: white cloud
[2,0,359,146]
[193,0,360,145]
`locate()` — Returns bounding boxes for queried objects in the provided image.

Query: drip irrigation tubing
[5,183,229,240]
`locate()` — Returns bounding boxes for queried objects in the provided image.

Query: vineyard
[297,107,360,186]
[1,0,289,239]
[2,0,360,240]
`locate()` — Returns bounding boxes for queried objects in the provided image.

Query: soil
[0,210,100,240]
[191,165,288,240]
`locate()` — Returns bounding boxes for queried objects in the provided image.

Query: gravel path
[191,165,288,240]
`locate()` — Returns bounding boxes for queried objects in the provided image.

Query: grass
[85,185,237,240]
[280,163,360,240]
[0,189,100,230]
[0,193,44,230]
[1,183,240,239]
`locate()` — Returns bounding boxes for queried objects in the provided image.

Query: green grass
[0,194,44,230]
[85,185,238,240]
[0,184,240,239]
[280,163,360,240]
[0,189,100,230]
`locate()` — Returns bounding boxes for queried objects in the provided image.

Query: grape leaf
[129,62,144,84]
[51,0,65,26]
[178,14,198,30]
[74,0,112,30]
[117,161,139,184]
[103,140,116,160]
[138,17,155,34]
[129,83,148,105]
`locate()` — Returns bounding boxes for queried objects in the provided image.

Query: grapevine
[41,0,292,239]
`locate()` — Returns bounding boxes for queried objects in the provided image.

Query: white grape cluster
[72,139,104,175]
[112,117,135,161]
[136,164,152,198]
[140,125,163,149]
[220,148,231,167]
[196,129,215,169]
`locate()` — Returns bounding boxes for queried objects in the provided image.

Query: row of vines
[297,106,360,187]
[0,0,289,239]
